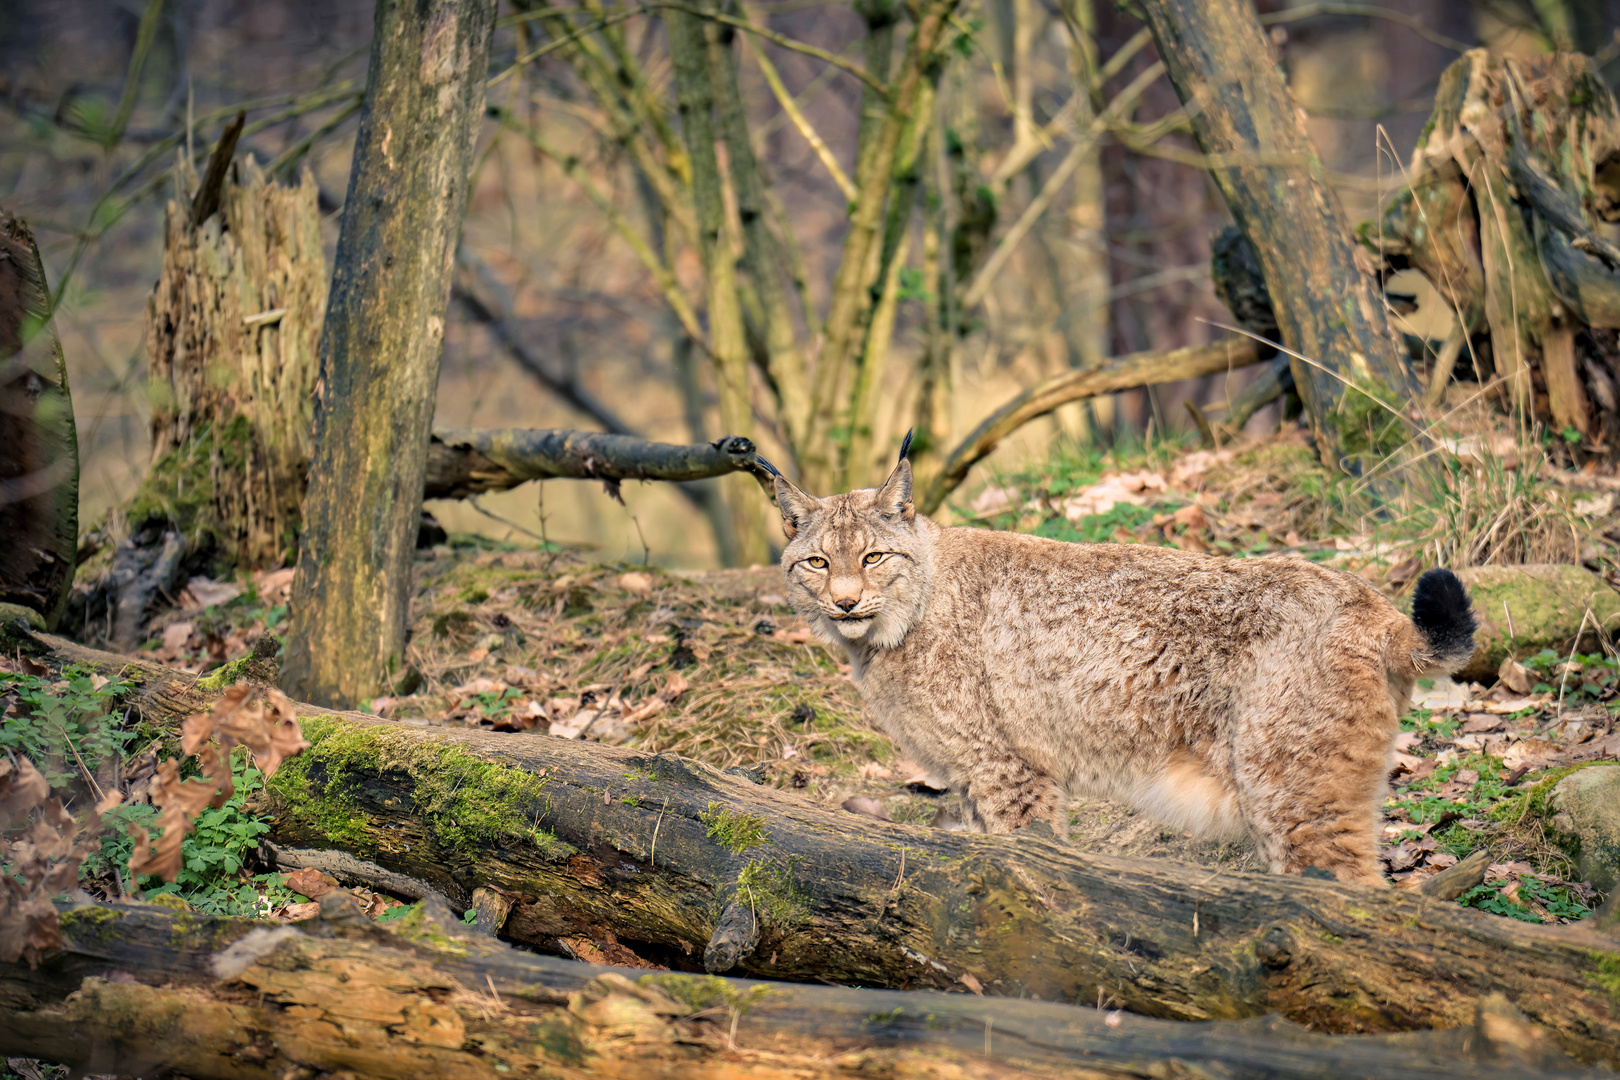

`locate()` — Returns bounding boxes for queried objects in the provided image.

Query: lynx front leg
[962,754,1066,838]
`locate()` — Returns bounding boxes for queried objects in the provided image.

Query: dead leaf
[958,972,984,995]
[841,796,892,821]
[467,647,490,663]
[1393,731,1422,751]
[0,755,50,823]
[1390,751,1425,776]
[285,867,340,901]
[1171,503,1208,530]
[1498,657,1532,695]
[660,672,690,700]
[178,576,243,610]
[858,762,894,781]
[1461,713,1503,734]
[1454,768,1479,786]
[618,572,653,595]
[161,622,193,654]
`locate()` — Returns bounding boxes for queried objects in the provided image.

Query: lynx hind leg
[964,755,1067,839]
[1235,677,1396,886]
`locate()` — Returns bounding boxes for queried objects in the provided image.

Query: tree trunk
[138,151,325,570]
[422,429,775,500]
[1366,49,1620,454]
[0,895,1593,1080]
[1136,0,1422,473]
[280,0,496,709]
[0,211,77,631]
[10,629,1620,1067]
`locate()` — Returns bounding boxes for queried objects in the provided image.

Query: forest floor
[21,418,1620,932]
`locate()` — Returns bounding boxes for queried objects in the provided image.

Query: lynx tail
[1410,568,1477,672]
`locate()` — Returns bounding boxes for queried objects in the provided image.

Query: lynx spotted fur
[773,455,1476,884]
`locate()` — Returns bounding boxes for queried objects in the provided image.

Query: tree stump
[138,153,326,569]
[1366,49,1620,453]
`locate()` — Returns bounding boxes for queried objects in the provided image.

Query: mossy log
[2,895,1596,1080]
[422,430,777,501]
[1137,0,1422,475]
[9,628,1620,1067]
[0,211,78,631]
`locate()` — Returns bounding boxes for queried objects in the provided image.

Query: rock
[1546,765,1620,894]
[1446,565,1620,684]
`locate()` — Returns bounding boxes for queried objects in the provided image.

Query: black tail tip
[1411,568,1477,661]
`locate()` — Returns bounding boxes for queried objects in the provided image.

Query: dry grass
[390,547,885,790]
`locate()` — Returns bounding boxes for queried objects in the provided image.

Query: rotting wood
[0,892,1598,1080]
[920,338,1262,513]
[1366,49,1620,451]
[8,627,1620,1067]
[422,429,777,501]
[0,211,77,631]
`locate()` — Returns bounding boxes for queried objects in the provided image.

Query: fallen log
[0,892,1598,1079]
[920,338,1262,514]
[423,428,776,501]
[10,625,1620,1067]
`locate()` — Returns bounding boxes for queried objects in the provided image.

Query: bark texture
[0,212,77,630]
[422,430,775,500]
[0,894,1596,1080]
[281,0,497,708]
[1137,0,1421,472]
[1366,50,1620,452]
[10,629,1620,1067]
[139,155,325,568]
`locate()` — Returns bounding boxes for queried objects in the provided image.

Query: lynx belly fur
[771,452,1476,885]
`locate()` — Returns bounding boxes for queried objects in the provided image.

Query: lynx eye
[862,552,883,565]
[805,556,828,569]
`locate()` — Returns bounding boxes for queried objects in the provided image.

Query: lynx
[770,445,1476,884]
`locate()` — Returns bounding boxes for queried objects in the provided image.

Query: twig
[649,797,669,867]
[745,34,856,201]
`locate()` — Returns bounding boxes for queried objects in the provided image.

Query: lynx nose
[834,598,859,612]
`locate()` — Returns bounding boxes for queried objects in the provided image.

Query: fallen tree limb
[10,626,1620,1067]
[921,338,1262,514]
[0,893,1597,1079]
[422,429,776,500]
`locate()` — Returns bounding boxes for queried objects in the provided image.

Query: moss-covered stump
[17,629,1620,1065]
[3,896,1593,1080]
[1452,564,1620,683]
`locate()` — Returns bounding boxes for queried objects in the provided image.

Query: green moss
[195,655,254,694]
[736,855,810,928]
[59,904,123,946]
[383,902,469,956]
[264,717,575,860]
[1334,374,1406,460]
[1590,952,1620,1008]
[701,803,769,854]
[125,415,255,541]
[1490,761,1609,829]
[640,973,774,1014]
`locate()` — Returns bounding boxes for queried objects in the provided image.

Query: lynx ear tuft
[874,458,915,523]
[898,428,914,462]
[774,476,822,540]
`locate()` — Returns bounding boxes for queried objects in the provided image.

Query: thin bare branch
[921,338,1263,512]
[745,33,857,201]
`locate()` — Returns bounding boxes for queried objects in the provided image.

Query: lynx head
[773,451,934,650]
